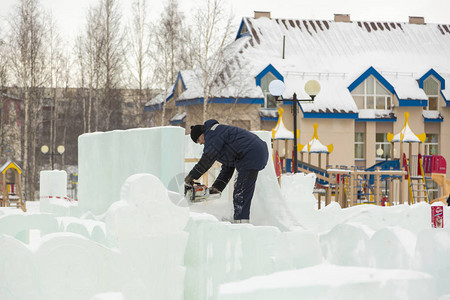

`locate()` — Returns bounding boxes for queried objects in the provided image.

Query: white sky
[1,0,450,43]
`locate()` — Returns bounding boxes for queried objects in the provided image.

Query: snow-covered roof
[259,108,278,119]
[173,16,450,114]
[170,111,186,124]
[0,160,22,174]
[422,110,443,121]
[145,70,193,107]
[358,109,396,120]
[387,112,426,143]
[271,108,293,140]
[243,17,450,112]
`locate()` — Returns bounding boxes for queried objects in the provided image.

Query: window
[426,179,439,201]
[260,72,277,108]
[423,77,439,111]
[351,76,392,110]
[375,133,390,159]
[424,133,438,155]
[354,132,365,159]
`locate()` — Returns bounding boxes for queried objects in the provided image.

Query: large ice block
[78,127,185,215]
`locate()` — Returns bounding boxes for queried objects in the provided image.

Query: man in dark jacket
[185,119,269,222]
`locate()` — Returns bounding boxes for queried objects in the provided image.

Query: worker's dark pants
[233,169,259,220]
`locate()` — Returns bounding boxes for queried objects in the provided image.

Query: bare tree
[75,2,106,133]
[190,0,234,122]
[125,0,152,128]
[153,0,193,125]
[74,34,90,133]
[98,0,124,131]
[46,12,66,168]
[8,0,48,201]
[0,38,9,159]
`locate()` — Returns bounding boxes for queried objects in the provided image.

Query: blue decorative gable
[418,68,449,106]
[168,71,187,101]
[348,66,395,94]
[255,64,284,87]
[235,19,251,40]
[348,66,427,107]
[418,69,445,90]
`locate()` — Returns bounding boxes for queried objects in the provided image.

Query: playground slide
[365,159,401,185]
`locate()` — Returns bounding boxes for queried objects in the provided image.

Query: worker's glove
[209,186,221,194]
[184,174,194,185]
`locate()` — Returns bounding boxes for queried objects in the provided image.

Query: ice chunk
[107,173,189,239]
[39,170,67,199]
[0,213,59,243]
[275,230,322,269]
[368,226,416,269]
[250,131,305,230]
[414,228,450,296]
[281,172,317,209]
[78,127,185,215]
[40,170,70,214]
[35,233,117,300]
[400,202,433,233]
[57,217,107,244]
[0,235,37,299]
[320,223,370,266]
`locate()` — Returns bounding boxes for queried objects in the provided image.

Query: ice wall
[78,127,185,215]
[184,214,322,300]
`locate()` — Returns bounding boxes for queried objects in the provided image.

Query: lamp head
[268,80,285,96]
[376,148,384,156]
[304,80,321,98]
[57,145,65,155]
[41,145,49,154]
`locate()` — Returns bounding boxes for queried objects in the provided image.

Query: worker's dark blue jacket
[189,119,269,191]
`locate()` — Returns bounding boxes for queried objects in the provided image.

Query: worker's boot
[232,219,250,223]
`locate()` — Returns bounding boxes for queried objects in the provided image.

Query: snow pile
[217,264,434,300]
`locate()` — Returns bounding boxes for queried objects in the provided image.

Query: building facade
[145,12,450,200]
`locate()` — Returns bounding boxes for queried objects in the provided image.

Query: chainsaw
[184,182,221,203]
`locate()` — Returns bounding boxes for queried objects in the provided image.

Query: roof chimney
[334,14,351,22]
[254,11,271,19]
[409,16,425,24]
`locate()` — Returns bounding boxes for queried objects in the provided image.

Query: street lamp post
[41,144,65,170]
[269,79,321,173]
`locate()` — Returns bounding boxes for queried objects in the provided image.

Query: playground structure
[271,112,448,207]
[386,112,429,205]
[431,173,450,205]
[271,108,294,178]
[0,160,25,212]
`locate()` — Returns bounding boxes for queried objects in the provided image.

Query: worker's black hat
[190,125,204,143]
